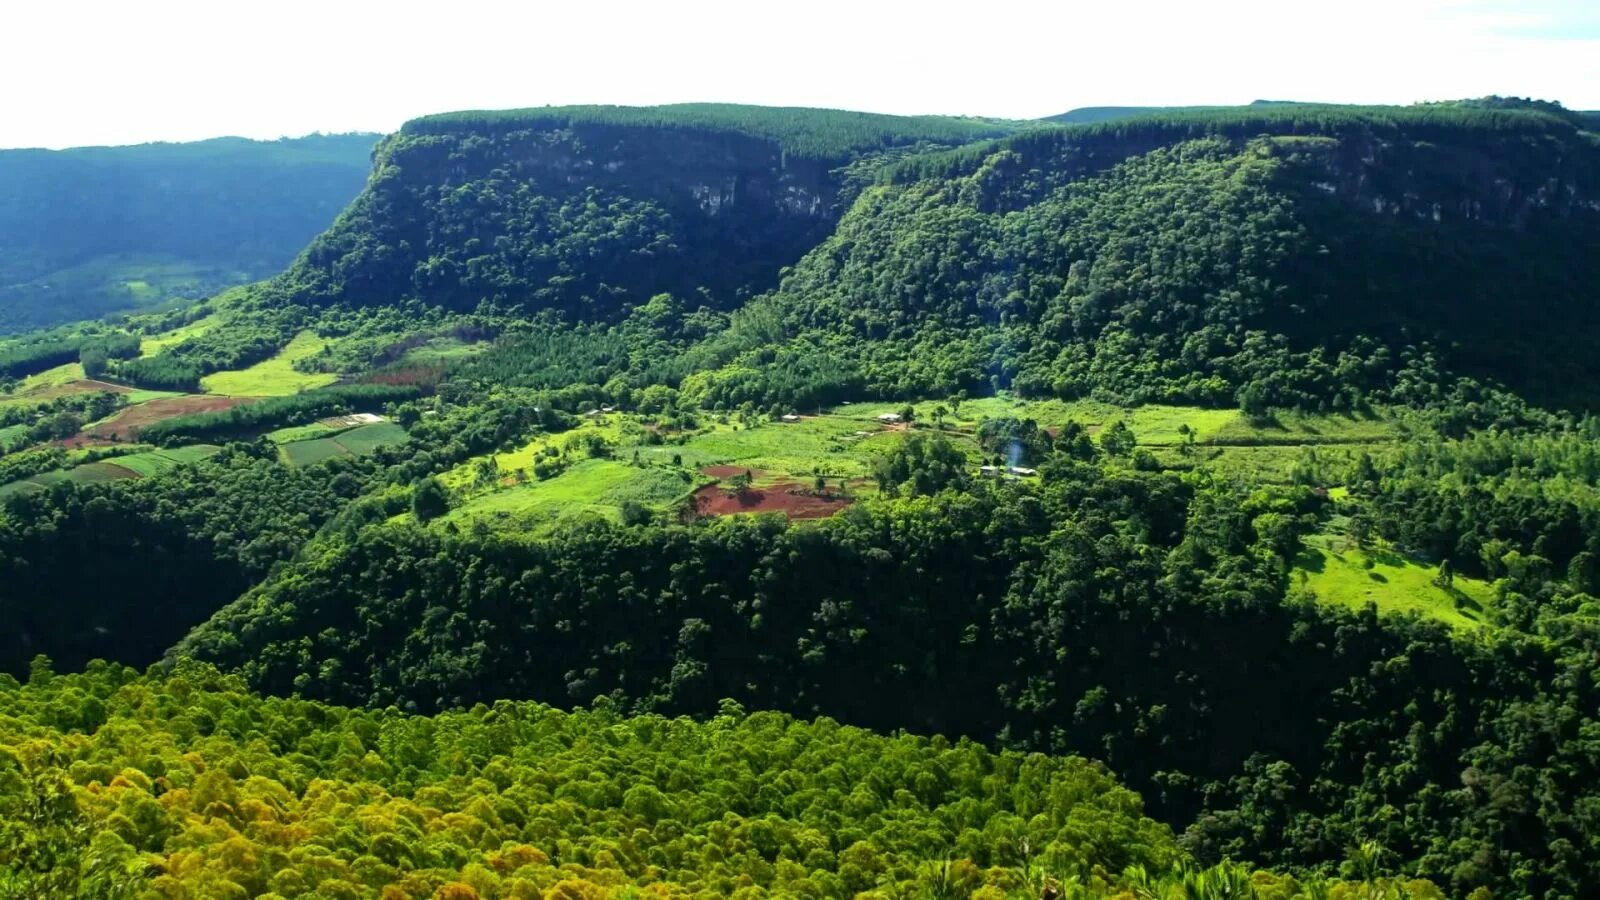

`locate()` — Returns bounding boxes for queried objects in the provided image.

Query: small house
[1007,466,1038,477]
[781,414,802,423]
[876,413,902,424]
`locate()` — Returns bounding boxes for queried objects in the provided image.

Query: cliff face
[1278,131,1600,227]
[282,122,879,319]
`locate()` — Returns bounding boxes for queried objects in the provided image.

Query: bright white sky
[4,0,1599,149]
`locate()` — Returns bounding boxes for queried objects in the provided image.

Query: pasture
[1291,531,1496,630]
[200,331,339,396]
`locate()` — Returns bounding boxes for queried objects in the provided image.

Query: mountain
[0,133,377,332]
[9,100,1600,897]
[269,104,1020,321]
[698,102,1600,410]
[1043,100,1307,125]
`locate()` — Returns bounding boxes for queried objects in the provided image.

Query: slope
[267,104,1020,321]
[0,133,377,332]
[694,101,1600,411]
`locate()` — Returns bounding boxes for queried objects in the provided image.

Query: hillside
[1042,100,1308,125]
[268,104,1019,320]
[8,99,1600,897]
[0,134,377,332]
[695,102,1600,410]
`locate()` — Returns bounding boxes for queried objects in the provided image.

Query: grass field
[201,331,339,396]
[124,389,184,405]
[0,424,28,452]
[827,396,1398,448]
[432,398,1400,531]
[444,458,697,529]
[138,312,222,356]
[1291,531,1496,629]
[396,336,491,366]
[267,422,343,444]
[16,362,86,393]
[279,422,409,467]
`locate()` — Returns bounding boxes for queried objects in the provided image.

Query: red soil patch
[71,395,254,443]
[692,481,852,520]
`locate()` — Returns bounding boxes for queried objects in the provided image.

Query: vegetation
[6,99,1600,898]
[138,384,419,444]
[0,134,376,331]
[0,662,1443,899]
[198,330,339,396]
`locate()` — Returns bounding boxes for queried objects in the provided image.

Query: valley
[3,97,1600,898]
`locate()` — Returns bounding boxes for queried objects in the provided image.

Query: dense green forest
[4,662,1449,898]
[5,98,1600,898]
[0,134,376,332]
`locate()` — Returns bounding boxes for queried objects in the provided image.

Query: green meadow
[1291,532,1496,630]
[201,330,339,396]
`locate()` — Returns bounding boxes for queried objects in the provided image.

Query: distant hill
[1044,100,1306,125]
[0,133,377,332]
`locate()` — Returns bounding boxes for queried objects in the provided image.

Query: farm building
[780,414,801,423]
[876,412,902,423]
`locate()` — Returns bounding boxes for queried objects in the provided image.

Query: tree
[1434,558,1455,589]
[1100,420,1136,456]
[412,477,450,522]
[619,500,653,526]
[899,405,917,424]
[1238,382,1271,422]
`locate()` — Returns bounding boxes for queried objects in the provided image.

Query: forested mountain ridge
[694,102,1600,411]
[10,99,1600,898]
[269,104,1020,321]
[0,134,377,332]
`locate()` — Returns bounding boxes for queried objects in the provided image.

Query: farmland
[426,396,1410,533]
[70,394,253,444]
[200,330,340,396]
[0,444,221,497]
[278,421,409,467]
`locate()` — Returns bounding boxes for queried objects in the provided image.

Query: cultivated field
[71,395,253,444]
[279,422,409,467]
[0,445,222,497]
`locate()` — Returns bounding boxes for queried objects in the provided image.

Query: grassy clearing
[200,331,339,396]
[279,422,408,467]
[333,422,410,454]
[16,363,86,393]
[0,424,28,452]
[439,418,627,490]
[139,313,221,356]
[124,389,184,405]
[267,422,343,444]
[1291,532,1496,630]
[444,458,676,528]
[826,396,1394,448]
[397,336,491,366]
[665,415,906,479]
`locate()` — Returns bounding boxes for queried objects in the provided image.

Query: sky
[3,0,1599,149]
